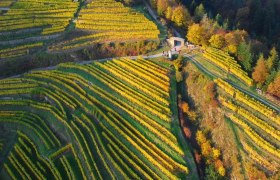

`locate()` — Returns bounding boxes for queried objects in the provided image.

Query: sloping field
[215,78,280,175]
[0,0,78,59]
[203,47,253,86]
[49,0,160,52]
[0,58,190,179]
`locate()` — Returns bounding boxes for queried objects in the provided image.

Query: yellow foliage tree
[209,34,225,49]
[218,166,226,176]
[201,141,212,157]
[212,148,221,159]
[166,6,173,20]
[196,130,206,144]
[172,5,191,27]
[187,23,203,45]
[157,0,168,16]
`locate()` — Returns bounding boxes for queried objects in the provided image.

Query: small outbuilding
[167,37,185,48]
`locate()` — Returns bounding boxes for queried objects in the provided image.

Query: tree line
[148,0,280,98]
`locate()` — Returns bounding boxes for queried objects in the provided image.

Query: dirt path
[3,53,166,79]
[0,33,62,45]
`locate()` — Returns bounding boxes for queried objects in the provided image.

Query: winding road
[143,0,182,38]
[142,0,280,113]
[6,45,280,113]
[3,0,279,114]
[184,54,280,113]
[5,53,164,79]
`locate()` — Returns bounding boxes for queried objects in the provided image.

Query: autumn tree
[174,55,183,71]
[183,126,192,139]
[212,148,221,159]
[157,0,168,16]
[165,6,173,20]
[225,33,238,54]
[214,159,226,176]
[267,73,280,98]
[196,130,207,144]
[196,131,225,177]
[174,55,184,82]
[187,23,204,45]
[181,101,189,114]
[225,30,248,55]
[201,141,212,157]
[252,54,269,85]
[209,34,225,49]
[171,5,191,27]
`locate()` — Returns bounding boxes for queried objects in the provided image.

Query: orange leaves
[196,131,212,158]
[196,130,225,176]
[181,101,190,114]
[201,141,212,157]
[183,126,192,139]
[267,73,280,98]
[252,54,269,84]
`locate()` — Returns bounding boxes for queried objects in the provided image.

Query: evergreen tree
[266,47,279,71]
[215,13,223,25]
[237,42,253,72]
[222,19,229,30]
[194,3,205,22]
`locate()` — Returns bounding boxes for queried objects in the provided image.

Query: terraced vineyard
[49,0,160,52]
[203,47,253,86]
[0,1,13,8]
[0,0,160,60]
[0,0,79,59]
[215,78,280,175]
[0,58,191,179]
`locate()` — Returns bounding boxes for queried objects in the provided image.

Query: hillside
[0,0,280,179]
[180,61,280,179]
[49,0,160,52]
[0,58,197,179]
[0,0,79,59]
[0,0,161,77]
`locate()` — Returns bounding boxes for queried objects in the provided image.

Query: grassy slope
[182,61,245,179]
